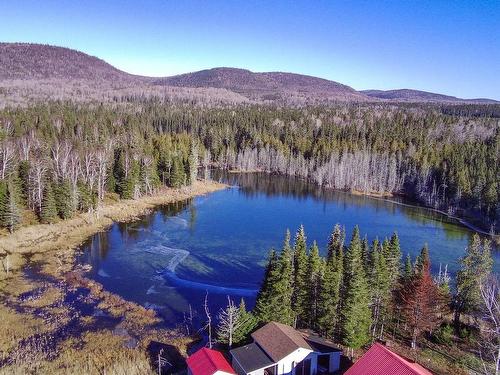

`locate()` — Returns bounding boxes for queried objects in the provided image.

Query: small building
[344,342,433,375]
[230,322,341,375]
[187,347,237,375]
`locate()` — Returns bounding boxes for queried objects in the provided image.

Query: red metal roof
[345,343,433,375]
[187,348,236,375]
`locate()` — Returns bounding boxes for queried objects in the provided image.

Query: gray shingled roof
[230,343,274,373]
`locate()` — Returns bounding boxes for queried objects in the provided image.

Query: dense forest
[214,225,497,370]
[0,101,498,233]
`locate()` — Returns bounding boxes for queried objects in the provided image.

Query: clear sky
[1,0,499,99]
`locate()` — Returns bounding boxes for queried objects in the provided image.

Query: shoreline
[223,168,498,242]
[0,180,227,278]
[0,180,226,373]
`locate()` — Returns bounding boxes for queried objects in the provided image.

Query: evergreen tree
[386,232,402,288]
[361,235,370,272]
[292,225,309,327]
[327,224,345,261]
[454,234,493,328]
[170,156,186,188]
[403,253,413,282]
[78,181,95,212]
[40,182,58,224]
[17,160,30,206]
[369,242,391,339]
[340,226,372,350]
[55,179,74,219]
[254,237,295,326]
[232,299,257,346]
[0,180,7,229]
[400,246,442,348]
[306,241,322,328]
[254,249,278,322]
[0,179,21,232]
[318,244,342,338]
[188,142,199,185]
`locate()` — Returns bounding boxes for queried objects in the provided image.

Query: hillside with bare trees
[1,43,497,107]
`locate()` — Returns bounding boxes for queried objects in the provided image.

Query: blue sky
[1,0,499,99]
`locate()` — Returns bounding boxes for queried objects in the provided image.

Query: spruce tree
[369,242,391,338]
[40,182,58,224]
[170,157,186,188]
[327,224,345,261]
[386,232,402,287]
[17,160,30,206]
[232,299,257,345]
[254,239,295,326]
[404,253,413,281]
[292,225,309,327]
[271,235,295,325]
[55,179,74,219]
[254,249,278,322]
[306,241,322,328]
[0,180,7,230]
[340,226,372,350]
[400,246,442,348]
[188,142,199,185]
[361,235,370,272]
[318,248,342,338]
[454,234,493,328]
[0,180,21,232]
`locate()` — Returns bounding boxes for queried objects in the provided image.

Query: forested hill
[0,43,141,82]
[155,67,368,102]
[0,43,497,106]
[362,89,498,104]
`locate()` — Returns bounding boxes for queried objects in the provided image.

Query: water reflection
[214,170,471,242]
[78,171,498,327]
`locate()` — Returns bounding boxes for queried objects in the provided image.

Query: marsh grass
[0,181,226,374]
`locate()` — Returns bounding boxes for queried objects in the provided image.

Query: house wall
[276,348,313,375]
[290,351,341,375]
[329,352,340,372]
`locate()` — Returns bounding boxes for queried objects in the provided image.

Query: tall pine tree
[454,234,493,329]
[292,225,309,327]
[340,226,372,350]
[306,241,322,329]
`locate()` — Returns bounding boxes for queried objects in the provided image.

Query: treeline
[0,102,498,233]
[251,225,494,353]
[0,111,199,231]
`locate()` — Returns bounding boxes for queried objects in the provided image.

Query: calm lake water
[78,172,499,326]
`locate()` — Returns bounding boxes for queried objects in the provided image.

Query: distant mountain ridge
[362,89,498,104]
[156,67,368,102]
[0,43,143,82]
[0,42,497,105]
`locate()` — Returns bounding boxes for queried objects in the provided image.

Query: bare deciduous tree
[479,275,500,375]
[216,296,242,348]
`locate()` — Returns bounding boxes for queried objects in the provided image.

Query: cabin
[187,347,237,375]
[344,342,433,375]
[230,322,341,375]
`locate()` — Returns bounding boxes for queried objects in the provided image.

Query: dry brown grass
[0,181,226,374]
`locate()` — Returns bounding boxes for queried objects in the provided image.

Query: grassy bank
[0,180,226,374]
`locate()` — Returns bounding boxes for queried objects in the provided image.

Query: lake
[77,171,499,327]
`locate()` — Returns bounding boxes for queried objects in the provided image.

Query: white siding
[276,348,313,375]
